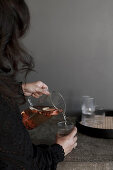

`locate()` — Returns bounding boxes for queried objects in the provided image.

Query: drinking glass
[81,96,90,114]
[94,106,105,125]
[57,120,74,137]
[81,96,95,115]
[81,96,95,126]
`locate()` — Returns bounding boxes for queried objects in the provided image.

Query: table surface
[28,114,113,170]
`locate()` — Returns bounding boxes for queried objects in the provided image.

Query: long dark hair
[0,0,34,104]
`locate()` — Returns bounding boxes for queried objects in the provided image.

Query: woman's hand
[56,127,77,156]
[22,81,50,98]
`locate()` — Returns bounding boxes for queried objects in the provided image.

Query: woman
[0,0,77,169]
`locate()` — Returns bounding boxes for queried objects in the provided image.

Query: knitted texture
[0,94,64,170]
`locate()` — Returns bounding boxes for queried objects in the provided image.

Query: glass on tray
[94,106,105,125]
[81,96,95,127]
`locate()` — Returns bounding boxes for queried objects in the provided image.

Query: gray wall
[22,0,113,113]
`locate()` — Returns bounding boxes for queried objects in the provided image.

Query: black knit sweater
[0,94,64,170]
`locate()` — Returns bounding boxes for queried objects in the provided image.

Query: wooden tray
[76,110,113,139]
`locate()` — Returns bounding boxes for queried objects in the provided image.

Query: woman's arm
[33,144,64,170]
[32,128,77,170]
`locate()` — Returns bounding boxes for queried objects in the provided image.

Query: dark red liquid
[21,106,62,130]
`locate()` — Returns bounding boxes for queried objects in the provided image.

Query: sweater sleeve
[0,95,28,170]
[33,143,65,170]
[17,82,24,96]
